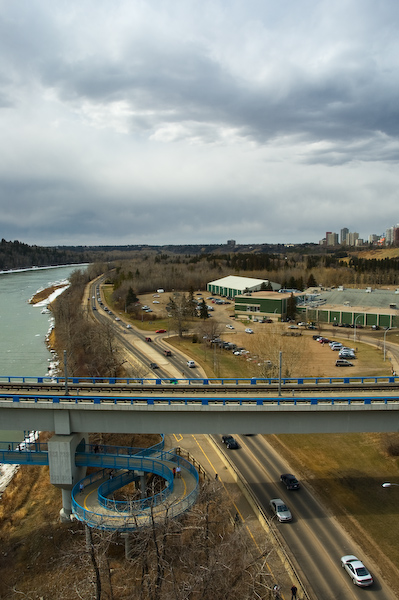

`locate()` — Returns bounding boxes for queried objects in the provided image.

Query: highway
[218,434,395,600]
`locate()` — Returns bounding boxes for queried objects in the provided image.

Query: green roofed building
[234,291,305,322]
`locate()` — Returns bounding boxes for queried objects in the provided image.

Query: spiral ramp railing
[1,437,200,532]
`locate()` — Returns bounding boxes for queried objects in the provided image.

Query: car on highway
[187,360,195,368]
[155,329,166,333]
[221,435,239,449]
[280,473,300,490]
[145,337,152,342]
[340,555,373,586]
[269,498,292,522]
[149,362,159,369]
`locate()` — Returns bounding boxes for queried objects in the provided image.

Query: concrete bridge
[1,391,399,436]
[1,375,399,527]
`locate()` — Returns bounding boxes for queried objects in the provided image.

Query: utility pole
[63,350,69,396]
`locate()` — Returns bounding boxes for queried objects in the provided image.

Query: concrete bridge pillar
[137,471,147,499]
[48,432,88,522]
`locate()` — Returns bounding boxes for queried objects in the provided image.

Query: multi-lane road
[218,434,395,600]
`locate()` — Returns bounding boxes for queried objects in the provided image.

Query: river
[0,264,88,447]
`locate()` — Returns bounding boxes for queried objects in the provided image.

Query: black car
[150,362,159,369]
[222,435,239,449]
[280,473,300,490]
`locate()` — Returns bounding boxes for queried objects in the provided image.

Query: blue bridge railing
[2,393,399,407]
[0,375,398,386]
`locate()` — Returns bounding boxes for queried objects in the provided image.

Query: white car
[341,555,373,586]
[245,328,254,334]
[226,324,234,329]
[269,498,292,522]
[187,360,195,368]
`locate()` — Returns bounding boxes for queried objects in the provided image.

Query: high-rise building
[386,225,399,245]
[340,228,349,244]
[326,232,339,246]
[347,232,359,246]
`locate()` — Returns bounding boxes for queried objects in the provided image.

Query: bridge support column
[121,533,131,559]
[48,432,88,522]
[137,471,147,499]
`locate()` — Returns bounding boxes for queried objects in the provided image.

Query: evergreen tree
[125,287,138,311]
[286,293,297,320]
[307,273,317,288]
[199,299,209,320]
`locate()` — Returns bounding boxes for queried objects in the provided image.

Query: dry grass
[166,328,392,379]
[350,247,399,260]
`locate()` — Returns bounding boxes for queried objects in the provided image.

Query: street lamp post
[353,314,363,343]
[383,327,397,361]
[382,482,399,488]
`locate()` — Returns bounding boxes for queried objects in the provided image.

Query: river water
[0,264,87,446]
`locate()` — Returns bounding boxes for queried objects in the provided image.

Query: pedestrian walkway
[72,449,199,531]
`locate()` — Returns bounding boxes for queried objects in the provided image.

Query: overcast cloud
[0,0,398,247]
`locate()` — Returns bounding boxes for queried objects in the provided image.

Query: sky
[0,0,398,247]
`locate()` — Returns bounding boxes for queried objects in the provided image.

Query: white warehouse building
[206,275,279,298]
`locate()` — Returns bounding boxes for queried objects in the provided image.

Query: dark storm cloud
[0,0,399,245]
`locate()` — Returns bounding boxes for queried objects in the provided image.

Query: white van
[187,360,195,368]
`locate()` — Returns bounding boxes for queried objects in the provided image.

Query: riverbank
[29,283,69,305]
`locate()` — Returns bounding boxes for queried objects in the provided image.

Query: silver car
[269,498,292,522]
[340,555,373,586]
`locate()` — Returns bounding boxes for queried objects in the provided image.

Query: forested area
[2,237,399,287]
[0,239,90,270]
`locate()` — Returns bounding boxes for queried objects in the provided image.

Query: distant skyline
[0,1,398,247]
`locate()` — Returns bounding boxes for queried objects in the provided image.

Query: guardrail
[0,374,398,386]
[2,393,399,406]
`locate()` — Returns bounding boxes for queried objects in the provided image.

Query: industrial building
[234,290,305,321]
[206,275,279,298]
[298,287,399,328]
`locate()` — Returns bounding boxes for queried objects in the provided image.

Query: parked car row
[312,335,357,367]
